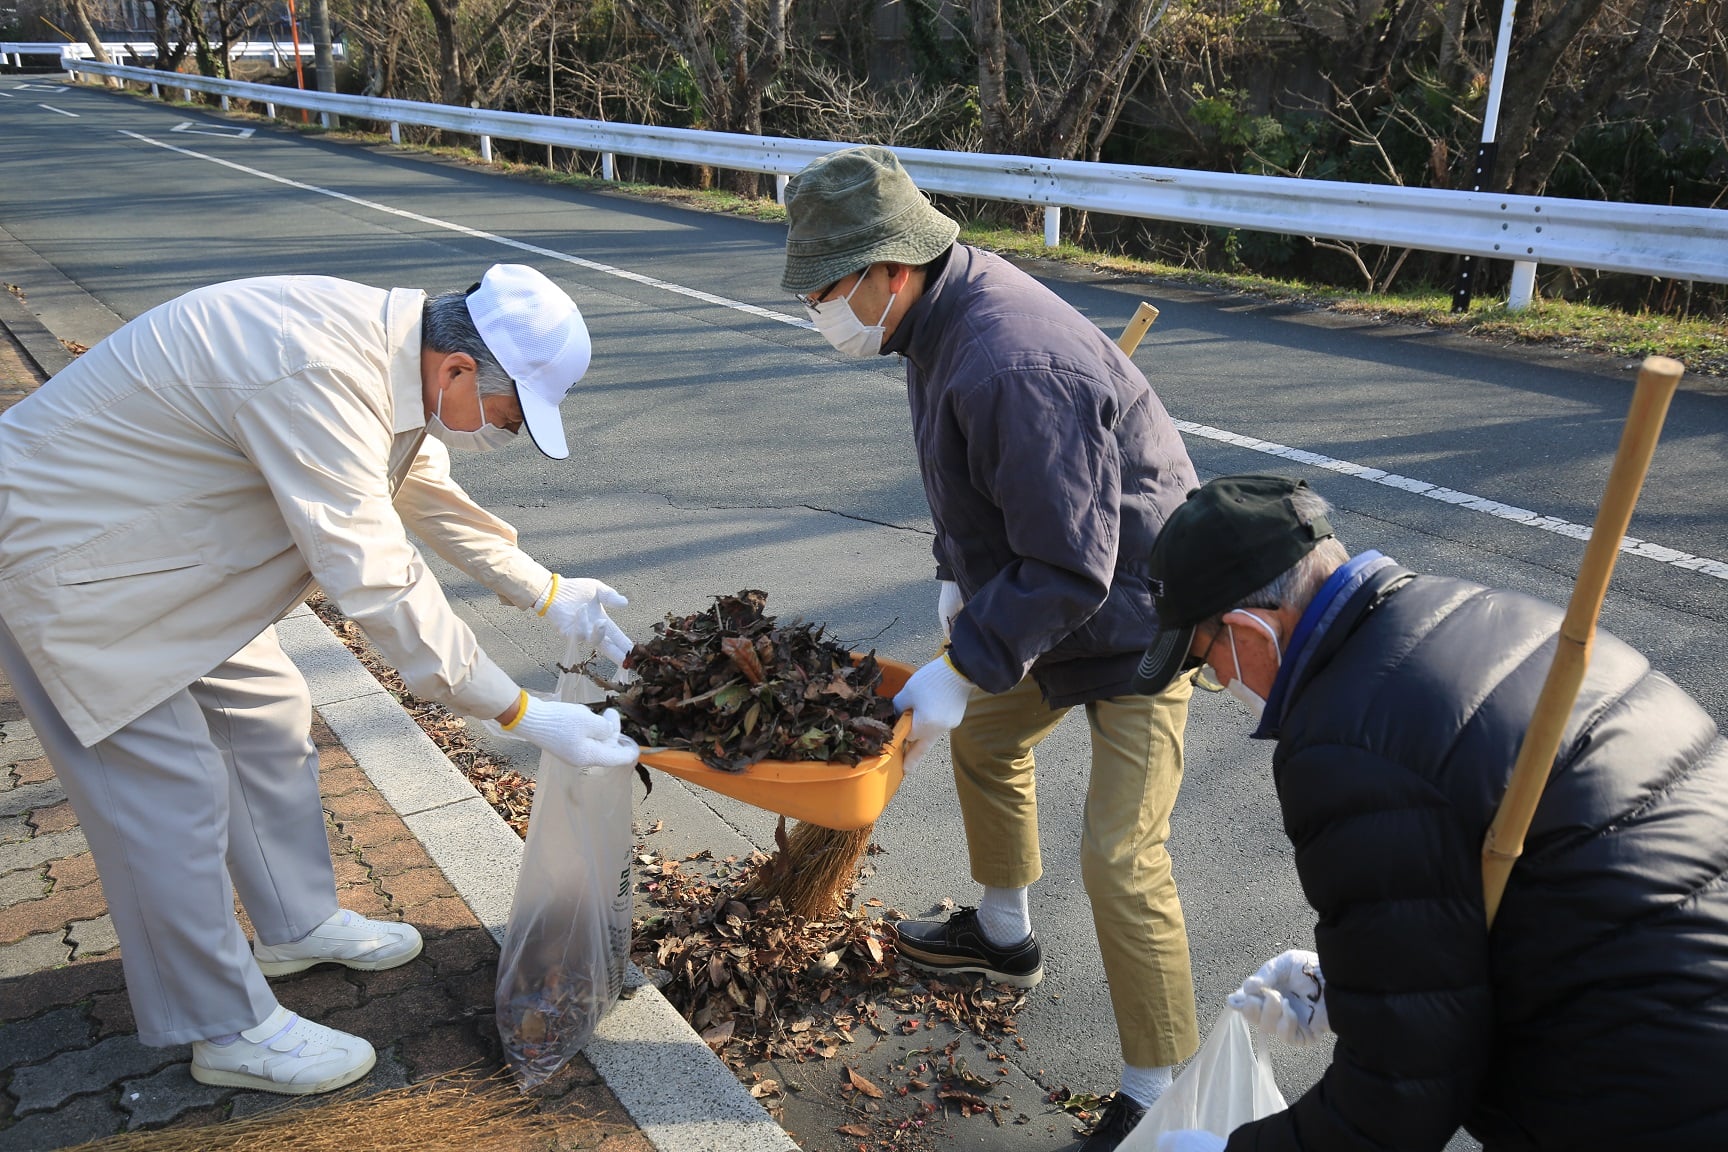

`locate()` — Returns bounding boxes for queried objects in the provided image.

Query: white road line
[0,91,16,98]
[1177,420,1728,580]
[40,104,78,117]
[117,129,1728,584]
[118,129,812,330]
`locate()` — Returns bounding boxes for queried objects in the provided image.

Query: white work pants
[0,617,338,1046]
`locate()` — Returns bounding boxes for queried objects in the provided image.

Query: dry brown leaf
[700,1020,735,1049]
[846,1068,884,1099]
[749,1079,781,1098]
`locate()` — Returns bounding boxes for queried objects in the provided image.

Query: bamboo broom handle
[1481,355,1684,928]
[1115,302,1161,356]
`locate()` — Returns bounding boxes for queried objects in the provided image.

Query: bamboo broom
[741,302,1167,920]
[1481,355,1684,928]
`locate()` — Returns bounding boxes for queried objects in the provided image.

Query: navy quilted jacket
[1228,566,1728,1152]
[883,244,1196,705]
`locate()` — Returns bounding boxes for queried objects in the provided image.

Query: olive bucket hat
[780,146,961,295]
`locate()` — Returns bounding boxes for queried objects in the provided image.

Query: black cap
[1131,475,1335,695]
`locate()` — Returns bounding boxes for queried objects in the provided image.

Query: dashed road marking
[39,104,77,117]
[169,121,253,138]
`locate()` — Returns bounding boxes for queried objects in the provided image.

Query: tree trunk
[1507,0,1675,194]
[1491,0,1609,181]
[1032,0,1166,160]
[969,0,1013,154]
[67,0,111,64]
[421,0,473,106]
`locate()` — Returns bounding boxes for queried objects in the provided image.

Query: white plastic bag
[494,640,635,1088]
[1117,1009,1288,1150]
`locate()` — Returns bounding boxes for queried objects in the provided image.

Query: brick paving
[0,333,655,1149]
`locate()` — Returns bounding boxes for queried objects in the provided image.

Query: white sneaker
[253,909,423,976]
[190,1005,376,1095]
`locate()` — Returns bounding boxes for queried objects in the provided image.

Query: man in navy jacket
[1136,474,1728,1152]
[780,145,1202,1149]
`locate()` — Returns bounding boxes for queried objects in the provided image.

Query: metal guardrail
[1,41,339,63]
[67,60,1728,301]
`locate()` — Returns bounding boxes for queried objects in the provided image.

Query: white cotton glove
[1227,948,1329,1047]
[538,576,634,665]
[506,696,639,773]
[1156,1131,1227,1152]
[891,654,976,772]
[937,580,964,640]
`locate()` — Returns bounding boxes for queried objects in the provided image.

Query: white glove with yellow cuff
[498,693,639,773]
[536,575,633,665]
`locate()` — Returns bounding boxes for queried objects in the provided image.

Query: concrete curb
[0,278,71,380]
[274,606,797,1152]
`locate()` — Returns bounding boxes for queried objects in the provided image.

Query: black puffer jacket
[1228,566,1728,1152]
[883,244,1196,705]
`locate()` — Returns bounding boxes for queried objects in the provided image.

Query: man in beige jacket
[0,263,638,1095]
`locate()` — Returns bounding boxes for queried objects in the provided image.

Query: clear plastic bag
[494,640,635,1089]
[1118,1009,1288,1150]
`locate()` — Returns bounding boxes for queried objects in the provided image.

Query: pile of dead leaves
[631,844,1029,1075]
[306,592,537,835]
[605,590,897,772]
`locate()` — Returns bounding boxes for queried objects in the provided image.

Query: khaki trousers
[950,673,1198,1067]
[0,617,338,1046]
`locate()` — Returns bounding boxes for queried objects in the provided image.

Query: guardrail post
[602,152,615,181]
[775,173,788,205]
[181,86,192,103]
[390,122,400,144]
[220,94,229,111]
[150,81,160,98]
[480,135,493,162]
[1508,260,1538,311]
[320,112,332,129]
[266,101,276,118]
[1043,206,1061,247]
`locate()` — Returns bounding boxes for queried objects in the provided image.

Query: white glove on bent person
[1227,948,1329,1047]
[506,696,639,773]
[1156,1132,1227,1152]
[537,576,633,665]
[937,581,964,640]
[891,654,976,772]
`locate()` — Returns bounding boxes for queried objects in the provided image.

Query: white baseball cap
[464,263,591,460]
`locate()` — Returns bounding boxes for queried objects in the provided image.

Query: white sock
[1119,1063,1173,1108]
[975,885,1031,947]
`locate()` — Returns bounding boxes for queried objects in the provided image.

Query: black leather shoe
[1078,1092,1148,1152]
[890,906,1044,987]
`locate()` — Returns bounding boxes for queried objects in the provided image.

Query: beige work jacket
[0,276,552,747]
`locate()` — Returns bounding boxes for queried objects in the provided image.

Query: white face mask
[806,273,895,358]
[1217,611,1282,721]
[427,383,517,453]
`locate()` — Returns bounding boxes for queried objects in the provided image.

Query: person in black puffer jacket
[1132,474,1728,1152]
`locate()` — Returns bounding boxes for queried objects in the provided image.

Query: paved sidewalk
[0,312,788,1149]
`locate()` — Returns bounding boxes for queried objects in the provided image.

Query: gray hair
[422,290,516,399]
[1228,487,1351,617]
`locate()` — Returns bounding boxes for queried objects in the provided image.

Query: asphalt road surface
[3,76,1724,1152]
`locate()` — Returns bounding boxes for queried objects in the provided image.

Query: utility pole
[310,0,335,93]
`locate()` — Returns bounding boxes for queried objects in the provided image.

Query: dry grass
[63,1071,567,1152]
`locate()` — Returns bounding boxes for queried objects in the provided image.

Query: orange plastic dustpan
[637,656,913,831]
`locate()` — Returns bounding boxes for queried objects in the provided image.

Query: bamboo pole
[1115,302,1160,356]
[1481,355,1684,927]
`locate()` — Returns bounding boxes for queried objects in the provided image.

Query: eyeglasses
[1189,622,1227,693]
[796,280,841,311]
